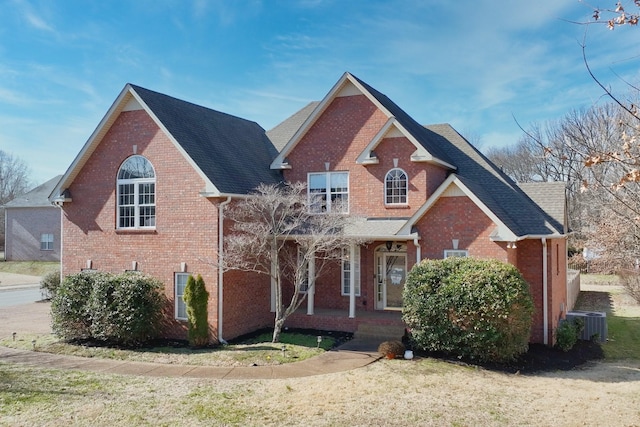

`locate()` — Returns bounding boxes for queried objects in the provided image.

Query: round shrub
[88,272,165,346]
[51,272,105,340]
[51,271,165,346]
[403,257,534,363]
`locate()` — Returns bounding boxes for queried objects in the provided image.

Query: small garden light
[281,345,287,357]
[317,335,322,348]
[12,332,16,341]
[31,339,36,350]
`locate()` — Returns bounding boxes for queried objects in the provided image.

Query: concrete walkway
[0,273,383,379]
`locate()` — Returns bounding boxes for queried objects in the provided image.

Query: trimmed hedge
[51,271,165,346]
[403,257,534,363]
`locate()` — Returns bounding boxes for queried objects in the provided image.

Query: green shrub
[40,271,61,299]
[403,257,534,363]
[183,274,209,347]
[555,317,585,352]
[51,272,104,340]
[51,271,165,346]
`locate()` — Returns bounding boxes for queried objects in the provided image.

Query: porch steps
[354,323,406,342]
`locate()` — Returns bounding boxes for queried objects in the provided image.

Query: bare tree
[0,150,32,248]
[0,150,31,205]
[224,182,364,343]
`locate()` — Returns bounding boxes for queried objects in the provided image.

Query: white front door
[375,247,407,310]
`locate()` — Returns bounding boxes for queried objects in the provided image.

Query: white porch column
[307,251,316,315]
[349,243,356,318]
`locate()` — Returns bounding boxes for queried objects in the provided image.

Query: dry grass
[0,261,59,276]
[2,358,640,426]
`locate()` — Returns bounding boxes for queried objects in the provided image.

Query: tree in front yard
[403,257,534,363]
[224,182,362,343]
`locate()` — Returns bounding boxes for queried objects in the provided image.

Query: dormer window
[385,168,408,205]
[117,155,156,229]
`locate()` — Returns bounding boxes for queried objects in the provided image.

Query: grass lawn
[0,331,338,367]
[0,260,59,276]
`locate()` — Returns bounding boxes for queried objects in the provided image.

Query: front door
[375,245,407,310]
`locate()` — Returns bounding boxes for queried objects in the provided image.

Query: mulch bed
[416,340,605,374]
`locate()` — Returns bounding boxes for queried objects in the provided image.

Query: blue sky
[1,0,639,186]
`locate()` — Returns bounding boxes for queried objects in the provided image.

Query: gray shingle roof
[268,73,566,238]
[424,124,565,236]
[131,85,283,195]
[4,175,62,208]
[267,101,319,152]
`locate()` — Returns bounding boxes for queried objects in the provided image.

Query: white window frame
[308,171,349,213]
[444,249,469,258]
[384,168,408,205]
[40,233,54,251]
[175,272,189,320]
[298,247,309,293]
[117,155,156,230]
[341,246,361,296]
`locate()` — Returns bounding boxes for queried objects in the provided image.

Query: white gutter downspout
[413,237,421,264]
[217,196,232,345]
[542,238,548,345]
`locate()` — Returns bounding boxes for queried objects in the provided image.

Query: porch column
[307,250,316,315]
[349,243,356,318]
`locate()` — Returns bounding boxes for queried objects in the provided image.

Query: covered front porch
[284,307,406,340]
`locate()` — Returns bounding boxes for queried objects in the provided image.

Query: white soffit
[336,81,361,97]
[442,185,465,197]
[123,97,143,111]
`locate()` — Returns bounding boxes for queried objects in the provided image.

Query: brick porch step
[354,323,406,341]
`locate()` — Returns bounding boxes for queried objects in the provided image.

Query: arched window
[117,155,156,229]
[385,168,407,205]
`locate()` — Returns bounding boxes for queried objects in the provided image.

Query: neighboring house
[4,175,62,261]
[50,72,569,345]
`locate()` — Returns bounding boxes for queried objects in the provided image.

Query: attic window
[117,155,156,229]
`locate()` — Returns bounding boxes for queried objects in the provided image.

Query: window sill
[115,228,157,235]
[384,204,410,209]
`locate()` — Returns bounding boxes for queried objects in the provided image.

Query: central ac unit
[565,311,607,342]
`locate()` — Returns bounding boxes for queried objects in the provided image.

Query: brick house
[50,72,569,345]
[4,175,62,261]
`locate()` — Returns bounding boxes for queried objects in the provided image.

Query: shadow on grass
[574,290,615,315]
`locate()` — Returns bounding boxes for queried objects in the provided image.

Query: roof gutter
[217,196,232,345]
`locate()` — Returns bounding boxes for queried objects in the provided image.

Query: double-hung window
[341,246,361,296]
[175,273,189,320]
[117,155,156,229]
[385,168,408,205]
[308,172,349,213]
[40,233,54,251]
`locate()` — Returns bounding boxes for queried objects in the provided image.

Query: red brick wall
[514,238,568,345]
[61,109,271,342]
[415,196,507,261]
[283,94,447,217]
